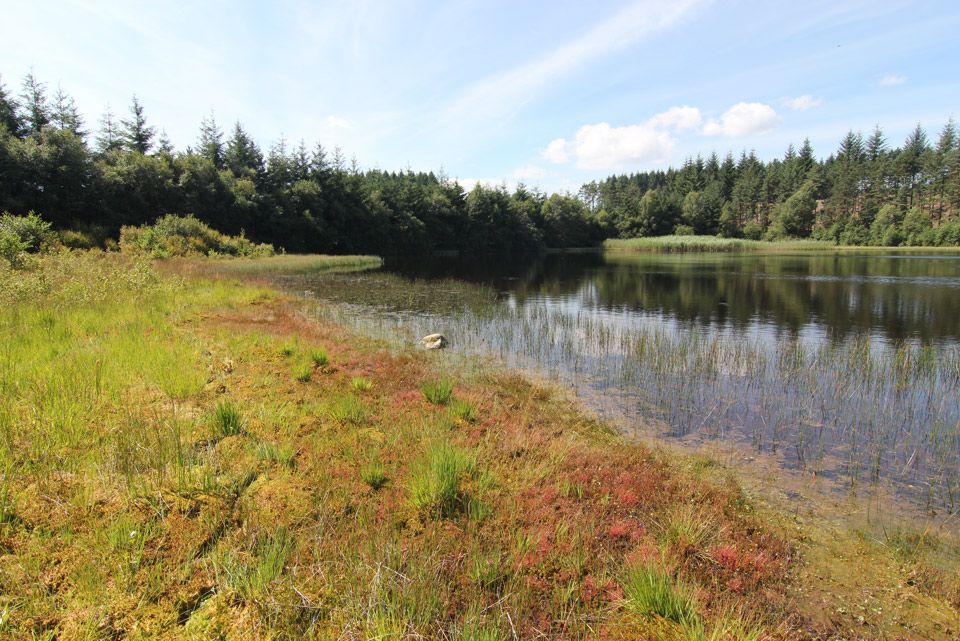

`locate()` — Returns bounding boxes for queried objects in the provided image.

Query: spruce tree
[20,71,49,135]
[121,95,155,153]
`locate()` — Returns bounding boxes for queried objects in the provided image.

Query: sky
[3,0,959,194]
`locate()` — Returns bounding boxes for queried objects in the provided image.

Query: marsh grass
[450,398,476,422]
[292,362,312,382]
[622,562,701,628]
[213,400,244,437]
[351,376,373,392]
[408,441,475,517]
[328,393,366,424]
[605,236,835,253]
[309,348,329,367]
[360,459,388,490]
[421,378,454,405]
[256,441,296,469]
[214,527,292,603]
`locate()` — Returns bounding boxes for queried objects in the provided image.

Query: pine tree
[121,95,155,153]
[224,121,264,178]
[20,71,49,135]
[51,85,84,136]
[197,112,224,168]
[96,105,123,153]
[156,129,175,157]
[0,75,22,135]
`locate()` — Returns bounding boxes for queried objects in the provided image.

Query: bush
[119,214,275,258]
[673,224,695,236]
[0,212,52,268]
[741,220,764,240]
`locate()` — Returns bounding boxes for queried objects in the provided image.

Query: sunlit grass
[421,378,454,405]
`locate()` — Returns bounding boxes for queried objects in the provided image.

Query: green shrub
[674,224,695,236]
[213,400,244,437]
[0,211,53,252]
[119,214,275,258]
[421,378,454,405]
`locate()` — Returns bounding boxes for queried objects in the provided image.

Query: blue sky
[3,0,958,193]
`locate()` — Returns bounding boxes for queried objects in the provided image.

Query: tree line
[1,70,958,252]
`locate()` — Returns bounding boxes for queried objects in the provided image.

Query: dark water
[279,250,960,511]
[385,250,960,345]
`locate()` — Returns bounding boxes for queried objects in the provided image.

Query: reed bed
[293,270,960,512]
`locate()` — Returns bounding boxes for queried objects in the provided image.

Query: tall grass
[421,378,454,405]
[622,562,701,628]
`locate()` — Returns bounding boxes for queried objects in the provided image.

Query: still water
[274,250,960,511]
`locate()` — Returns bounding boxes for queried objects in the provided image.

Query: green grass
[213,400,244,437]
[622,562,701,628]
[421,378,454,405]
[214,527,293,602]
[184,253,383,276]
[256,441,296,469]
[292,362,312,382]
[408,441,475,517]
[351,376,373,392]
[328,393,366,424]
[450,398,476,422]
[309,348,329,367]
[360,459,387,490]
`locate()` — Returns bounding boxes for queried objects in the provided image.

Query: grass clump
[328,393,366,424]
[360,459,387,490]
[351,376,373,392]
[213,400,244,437]
[309,348,329,367]
[450,398,476,422]
[292,362,312,382]
[622,561,701,629]
[214,527,292,603]
[278,341,297,357]
[256,441,296,469]
[659,504,720,556]
[421,378,454,405]
[408,441,475,517]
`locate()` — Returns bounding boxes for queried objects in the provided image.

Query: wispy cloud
[702,102,780,137]
[440,0,704,128]
[781,94,822,111]
[878,73,906,86]
[513,164,546,181]
[327,115,352,129]
[542,138,569,164]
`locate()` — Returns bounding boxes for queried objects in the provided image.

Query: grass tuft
[309,348,329,367]
[292,362,312,382]
[408,441,475,517]
[328,393,366,424]
[360,459,387,490]
[351,376,372,392]
[450,398,476,422]
[421,378,454,405]
[622,561,701,628]
[213,400,244,437]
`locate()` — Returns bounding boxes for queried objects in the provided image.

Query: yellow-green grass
[0,251,956,640]
[604,235,960,253]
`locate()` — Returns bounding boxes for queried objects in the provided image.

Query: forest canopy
[1,70,958,253]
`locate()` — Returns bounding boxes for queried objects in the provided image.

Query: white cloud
[442,0,704,128]
[573,122,675,170]
[513,164,546,181]
[645,105,702,130]
[879,73,906,86]
[542,138,569,164]
[782,94,822,111]
[326,115,352,129]
[702,102,780,137]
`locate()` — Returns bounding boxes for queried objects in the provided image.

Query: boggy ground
[0,252,957,640]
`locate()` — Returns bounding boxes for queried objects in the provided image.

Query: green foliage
[213,400,244,437]
[328,393,366,424]
[450,398,476,422]
[766,179,817,239]
[119,214,275,258]
[407,441,475,517]
[421,378,454,405]
[351,376,372,391]
[214,527,292,602]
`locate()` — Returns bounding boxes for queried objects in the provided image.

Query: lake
[268,250,960,512]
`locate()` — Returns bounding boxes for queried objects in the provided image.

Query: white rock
[419,333,448,350]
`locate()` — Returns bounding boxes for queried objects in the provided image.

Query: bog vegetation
[2,70,960,256]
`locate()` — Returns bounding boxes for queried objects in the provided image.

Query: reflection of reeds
[290,271,960,512]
